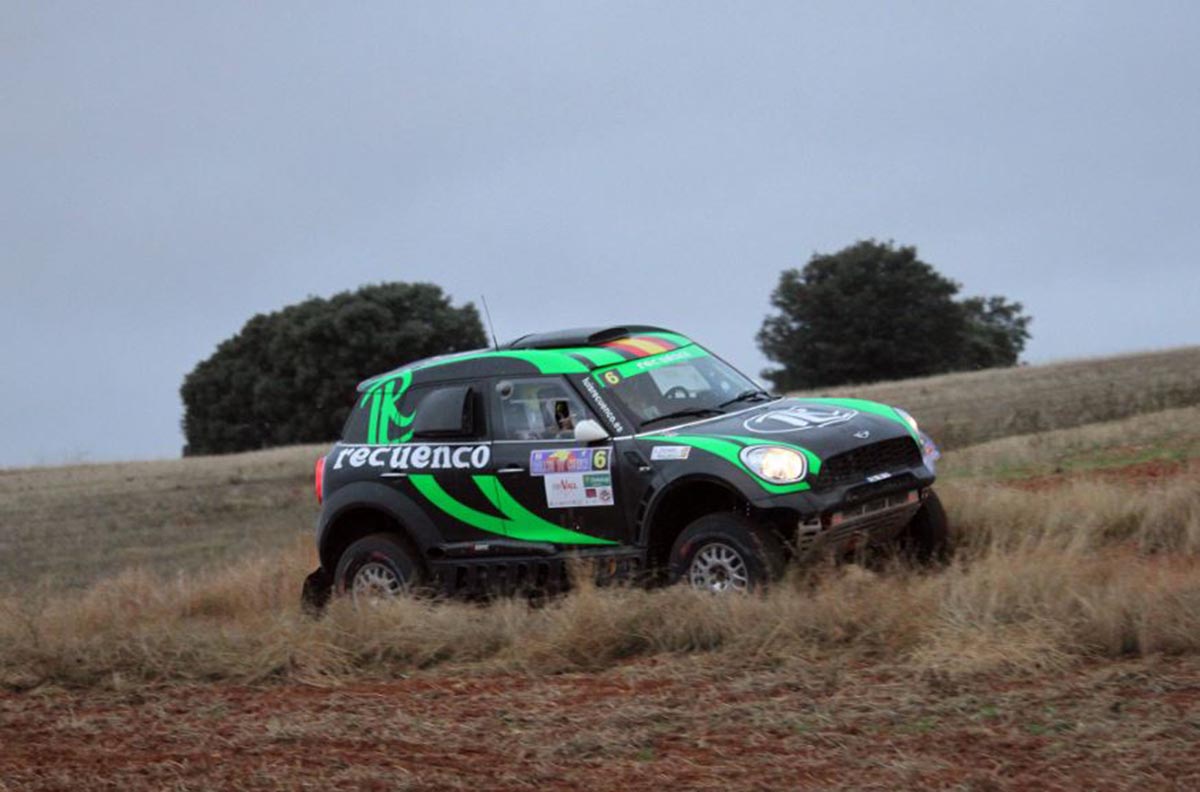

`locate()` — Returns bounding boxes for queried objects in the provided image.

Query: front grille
[811,436,922,491]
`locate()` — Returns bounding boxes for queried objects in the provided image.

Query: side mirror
[574,419,610,444]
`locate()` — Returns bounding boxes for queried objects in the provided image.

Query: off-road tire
[334,533,424,600]
[300,567,334,616]
[898,490,952,565]
[668,513,786,593]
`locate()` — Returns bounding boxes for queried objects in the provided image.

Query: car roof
[502,325,672,349]
[357,326,694,393]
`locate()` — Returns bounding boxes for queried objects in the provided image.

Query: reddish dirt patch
[1005,458,1196,492]
[3,657,1199,790]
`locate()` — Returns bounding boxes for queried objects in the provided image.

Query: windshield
[590,346,769,429]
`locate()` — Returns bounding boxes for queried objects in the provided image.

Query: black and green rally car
[304,325,947,604]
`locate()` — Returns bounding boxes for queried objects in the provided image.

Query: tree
[181,282,487,455]
[958,295,1032,370]
[756,241,1031,390]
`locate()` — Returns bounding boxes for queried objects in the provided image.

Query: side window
[411,385,485,439]
[341,395,372,443]
[492,378,590,441]
[342,379,484,443]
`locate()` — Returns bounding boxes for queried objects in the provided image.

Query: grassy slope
[944,403,1200,481]
[2,345,1198,589]
[794,345,1200,449]
[0,444,324,587]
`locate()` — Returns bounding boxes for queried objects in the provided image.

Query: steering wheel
[663,386,690,400]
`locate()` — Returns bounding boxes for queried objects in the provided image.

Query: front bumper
[749,463,936,555]
[750,463,935,512]
[794,487,927,558]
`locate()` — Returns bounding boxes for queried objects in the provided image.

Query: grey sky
[3,2,1198,467]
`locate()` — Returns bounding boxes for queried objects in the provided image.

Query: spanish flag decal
[601,335,680,360]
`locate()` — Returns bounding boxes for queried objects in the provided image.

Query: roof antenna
[480,294,500,350]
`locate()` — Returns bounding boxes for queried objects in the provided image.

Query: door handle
[624,450,653,474]
[498,465,526,474]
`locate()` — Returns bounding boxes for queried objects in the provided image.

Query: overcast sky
[3,2,1198,467]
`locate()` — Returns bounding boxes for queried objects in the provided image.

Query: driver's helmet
[553,399,574,431]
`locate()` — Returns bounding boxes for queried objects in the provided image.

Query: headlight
[894,407,920,434]
[739,446,807,483]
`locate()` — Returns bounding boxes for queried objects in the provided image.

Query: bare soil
[3,656,1199,791]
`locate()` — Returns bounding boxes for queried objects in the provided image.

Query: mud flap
[300,567,333,616]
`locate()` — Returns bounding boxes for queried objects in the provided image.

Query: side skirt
[429,547,647,597]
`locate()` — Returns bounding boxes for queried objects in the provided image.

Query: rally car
[302,326,947,605]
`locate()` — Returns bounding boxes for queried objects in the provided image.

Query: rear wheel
[334,533,424,602]
[668,513,786,593]
[898,490,952,564]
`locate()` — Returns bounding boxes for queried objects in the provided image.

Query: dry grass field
[2,346,1200,790]
[0,444,324,587]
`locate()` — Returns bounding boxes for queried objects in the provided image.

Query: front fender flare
[640,472,758,545]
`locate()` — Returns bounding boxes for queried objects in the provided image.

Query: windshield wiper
[639,408,724,429]
[717,389,773,410]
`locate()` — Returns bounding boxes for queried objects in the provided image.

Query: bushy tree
[757,241,1031,390]
[958,295,1032,371]
[181,283,486,455]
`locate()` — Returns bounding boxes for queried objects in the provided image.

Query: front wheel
[334,533,425,603]
[668,513,786,593]
[898,490,952,565]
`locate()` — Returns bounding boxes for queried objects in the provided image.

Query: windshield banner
[592,345,709,386]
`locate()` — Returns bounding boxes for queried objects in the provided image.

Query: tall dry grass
[3,477,1199,689]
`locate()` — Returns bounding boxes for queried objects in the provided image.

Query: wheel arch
[316,481,440,573]
[642,475,748,570]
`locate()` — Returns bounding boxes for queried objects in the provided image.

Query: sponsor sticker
[529,447,611,476]
[580,376,626,434]
[332,443,491,470]
[650,445,691,461]
[594,345,709,385]
[545,471,614,508]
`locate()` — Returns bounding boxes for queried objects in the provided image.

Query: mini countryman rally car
[303,326,947,604]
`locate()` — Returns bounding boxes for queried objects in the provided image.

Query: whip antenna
[480,294,500,349]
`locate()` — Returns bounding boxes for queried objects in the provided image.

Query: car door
[484,376,627,547]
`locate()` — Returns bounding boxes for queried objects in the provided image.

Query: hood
[642,397,916,460]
